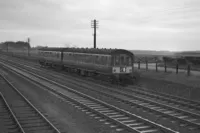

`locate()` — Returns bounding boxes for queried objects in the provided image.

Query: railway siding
[0,61,178,133]
[0,72,61,133]
[0,92,24,133]
[126,86,200,113]
[2,58,200,132]
[9,58,200,129]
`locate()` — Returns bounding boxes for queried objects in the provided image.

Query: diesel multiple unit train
[39,47,139,84]
[2,47,139,85]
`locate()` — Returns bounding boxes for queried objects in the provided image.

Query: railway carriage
[38,48,62,67]
[38,47,139,85]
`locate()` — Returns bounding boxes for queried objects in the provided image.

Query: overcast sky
[0,0,200,51]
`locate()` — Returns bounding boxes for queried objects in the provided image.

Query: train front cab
[110,49,135,84]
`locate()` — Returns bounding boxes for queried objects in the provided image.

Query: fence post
[164,60,167,72]
[176,63,179,74]
[146,60,148,71]
[138,61,140,69]
[187,64,190,76]
[156,61,158,72]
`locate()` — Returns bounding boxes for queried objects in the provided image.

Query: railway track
[13,57,200,114]
[0,73,61,133]
[2,56,200,132]
[0,92,24,133]
[23,64,200,131]
[1,58,200,132]
[0,61,178,133]
[127,85,200,113]
[3,56,200,112]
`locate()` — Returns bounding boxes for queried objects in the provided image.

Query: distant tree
[0,41,30,50]
[64,43,71,47]
[16,41,30,49]
[72,44,78,48]
[64,43,79,48]
[35,45,47,48]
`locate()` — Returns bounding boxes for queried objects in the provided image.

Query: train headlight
[123,68,126,72]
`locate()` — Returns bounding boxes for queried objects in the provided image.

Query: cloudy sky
[0,0,200,51]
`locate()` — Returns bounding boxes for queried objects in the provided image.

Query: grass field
[137,69,200,88]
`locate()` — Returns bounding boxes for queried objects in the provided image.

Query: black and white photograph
[0,0,200,133]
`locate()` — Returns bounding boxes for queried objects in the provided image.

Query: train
[1,47,140,85]
[39,47,139,85]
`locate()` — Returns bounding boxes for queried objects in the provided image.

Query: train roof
[38,47,134,56]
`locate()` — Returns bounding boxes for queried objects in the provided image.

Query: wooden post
[176,63,179,74]
[145,57,148,71]
[138,61,140,69]
[187,64,190,76]
[146,60,148,71]
[164,60,167,72]
[156,61,158,72]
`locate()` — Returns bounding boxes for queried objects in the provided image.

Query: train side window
[108,56,111,66]
[128,57,132,65]
[111,56,115,66]
[105,56,107,65]
[68,53,71,60]
[126,57,129,65]
[84,54,87,63]
[101,56,104,65]
[87,55,90,63]
[77,54,79,62]
[115,56,120,66]
[78,54,80,61]
[96,55,99,64]
[81,54,85,63]
[100,56,103,65]
[86,55,89,63]
[99,56,102,64]
[73,53,76,60]
[78,54,80,62]
[68,53,70,60]
[121,56,124,65]
[90,55,94,64]
[104,56,107,65]
[89,55,92,63]
[92,55,95,64]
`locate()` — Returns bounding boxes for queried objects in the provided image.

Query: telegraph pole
[91,19,99,48]
[27,38,30,56]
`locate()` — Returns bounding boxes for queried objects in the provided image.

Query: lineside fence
[134,61,197,76]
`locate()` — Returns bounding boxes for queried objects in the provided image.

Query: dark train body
[38,48,139,85]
